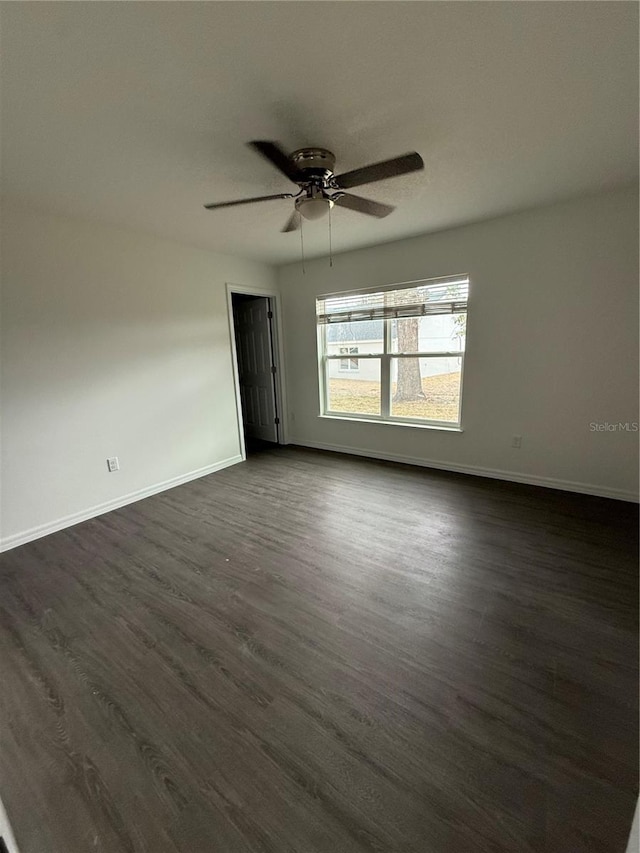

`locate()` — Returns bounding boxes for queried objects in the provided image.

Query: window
[317,275,468,428]
[339,346,359,371]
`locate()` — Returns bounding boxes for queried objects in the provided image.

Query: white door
[233,296,279,442]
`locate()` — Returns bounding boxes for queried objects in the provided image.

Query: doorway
[230,291,283,454]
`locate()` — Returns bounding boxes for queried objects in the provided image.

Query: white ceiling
[1,2,637,264]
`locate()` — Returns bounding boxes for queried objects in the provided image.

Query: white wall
[2,188,636,552]
[277,186,639,500]
[0,205,275,549]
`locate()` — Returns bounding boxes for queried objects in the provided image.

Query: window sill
[319,414,463,432]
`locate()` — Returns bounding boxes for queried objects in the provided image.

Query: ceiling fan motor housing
[290,148,336,184]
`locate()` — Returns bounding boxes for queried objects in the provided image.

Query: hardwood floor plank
[0,447,637,852]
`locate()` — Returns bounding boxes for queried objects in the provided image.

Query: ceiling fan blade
[281,210,300,233]
[334,152,424,189]
[203,192,294,210]
[249,141,303,184]
[333,193,395,218]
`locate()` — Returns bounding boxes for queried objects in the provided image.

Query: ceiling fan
[204,141,424,232]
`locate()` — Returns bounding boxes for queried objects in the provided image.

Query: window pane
[391,357,462,422]
[325,320,384,356]
[391,313,466,353]
[327,358,381,416]
[337,346,360,372]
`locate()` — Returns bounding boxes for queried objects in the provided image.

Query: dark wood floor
[0,446,637,853]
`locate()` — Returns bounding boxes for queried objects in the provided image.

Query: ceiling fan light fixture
[295,195,334,221]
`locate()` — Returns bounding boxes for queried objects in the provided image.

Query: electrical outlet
[511,435,522,449]
[107,457,120,472]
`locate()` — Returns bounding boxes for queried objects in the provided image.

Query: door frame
[226,282,289,459]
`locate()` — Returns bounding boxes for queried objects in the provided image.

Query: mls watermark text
[589,422,638,432]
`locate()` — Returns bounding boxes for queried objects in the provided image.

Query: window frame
[317,277,468,430]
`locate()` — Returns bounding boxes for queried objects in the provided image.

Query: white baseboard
[3,443,635,554]
[289,438,639,503]
[0,455,244,553]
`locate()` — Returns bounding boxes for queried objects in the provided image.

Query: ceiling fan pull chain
[328,203,333,268]
[299,211,306,275]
